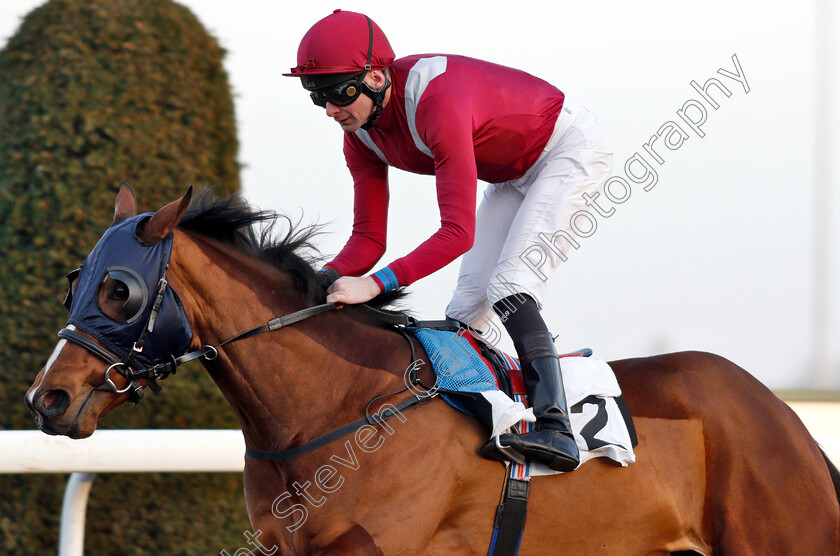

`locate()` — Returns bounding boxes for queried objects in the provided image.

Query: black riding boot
[481,330,580,472]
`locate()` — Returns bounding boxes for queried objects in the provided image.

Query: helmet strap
[360,74,391,130]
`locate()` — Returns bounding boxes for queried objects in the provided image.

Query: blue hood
[67,214,193,365]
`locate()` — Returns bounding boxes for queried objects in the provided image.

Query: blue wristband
[372,267,399,292]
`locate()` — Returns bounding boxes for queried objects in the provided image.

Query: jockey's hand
[326,276,381,305]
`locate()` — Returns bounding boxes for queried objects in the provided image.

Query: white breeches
[445,101,614,331]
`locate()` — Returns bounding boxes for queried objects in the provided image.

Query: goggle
[308,73,365,108]
[64,266,149,324]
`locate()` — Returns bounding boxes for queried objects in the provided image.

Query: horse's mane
[176,188,409,315]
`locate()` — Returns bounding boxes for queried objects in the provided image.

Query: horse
[25,185,840,555]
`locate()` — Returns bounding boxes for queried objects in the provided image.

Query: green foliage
[0,0,250,553]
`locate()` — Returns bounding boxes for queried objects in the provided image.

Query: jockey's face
[325,91,374,132]
[324,70,387,133]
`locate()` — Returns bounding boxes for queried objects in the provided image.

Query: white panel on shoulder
[404,56,448,158]
[354,129,391,165]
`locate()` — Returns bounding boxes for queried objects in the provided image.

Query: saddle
[410,318,519,394]
[408,323,637,447]
[407,319,638,556]
[344,309,638,556]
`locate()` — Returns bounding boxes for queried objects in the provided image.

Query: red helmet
[283,10,395,76]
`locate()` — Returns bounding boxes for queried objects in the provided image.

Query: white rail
[1,404,838,555]
[787,402,840,463]
[1,429,245,556]
[58,473,95,556]
[0,429,245,473]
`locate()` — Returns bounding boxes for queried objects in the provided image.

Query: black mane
[177,188,408,312]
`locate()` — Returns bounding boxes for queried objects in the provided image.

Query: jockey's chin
[326,98,373,133]
[336,115,365,132]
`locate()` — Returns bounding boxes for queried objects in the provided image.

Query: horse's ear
[137,186,193,244]
[114,181,137,224]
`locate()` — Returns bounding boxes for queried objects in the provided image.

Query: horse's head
[25,184,194,438]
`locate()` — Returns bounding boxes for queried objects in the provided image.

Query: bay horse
[26,186,840,555]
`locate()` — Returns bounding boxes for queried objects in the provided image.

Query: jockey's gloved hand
[317,268,341,293]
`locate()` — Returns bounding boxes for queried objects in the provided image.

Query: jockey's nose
[325,103,341,117]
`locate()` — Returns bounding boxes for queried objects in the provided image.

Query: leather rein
[57,281,438,461]
[58,260,341,403]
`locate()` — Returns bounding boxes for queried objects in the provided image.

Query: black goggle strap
[363,15,373,71]
[360,74,391,131]
[358,15,391,130]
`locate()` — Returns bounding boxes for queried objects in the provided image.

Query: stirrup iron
[494,434,527,465]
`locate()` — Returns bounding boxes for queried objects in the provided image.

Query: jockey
[284,10,613,472]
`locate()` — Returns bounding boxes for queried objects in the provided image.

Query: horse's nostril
[37,389,70,418]
[43,390,61,408]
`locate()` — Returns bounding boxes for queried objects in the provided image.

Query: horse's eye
[97,267,148,323]
[110,281,130,301]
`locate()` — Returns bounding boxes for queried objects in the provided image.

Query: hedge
[0,1,250,553]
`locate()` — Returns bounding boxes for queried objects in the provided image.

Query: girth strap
[488,474,530,556]
[245,395,434,461]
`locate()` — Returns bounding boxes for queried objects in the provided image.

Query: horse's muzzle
[26,388,71,433]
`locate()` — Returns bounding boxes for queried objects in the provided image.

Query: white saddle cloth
[487,356,636,475]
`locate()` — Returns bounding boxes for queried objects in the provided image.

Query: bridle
[56,218,440,459]
[58,269,340,404]
[58,273,441,462]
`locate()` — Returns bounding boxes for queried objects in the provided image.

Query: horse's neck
[169,232,410,451]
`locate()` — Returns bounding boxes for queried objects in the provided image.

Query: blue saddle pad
[408,327,502,414]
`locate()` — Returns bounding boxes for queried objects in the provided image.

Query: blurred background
[3,0,838,389]
[0,0,837,553]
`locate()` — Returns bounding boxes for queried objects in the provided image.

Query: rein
[58,296,339,402]
[245,395,434,461]
[58,288,442,461]
[246,325,439,462]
